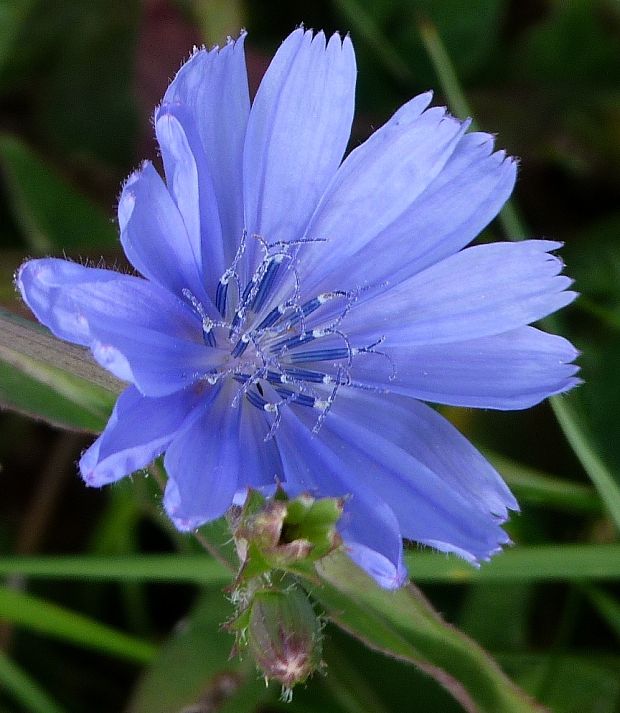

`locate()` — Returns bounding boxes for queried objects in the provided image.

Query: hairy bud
[246,587,323,693]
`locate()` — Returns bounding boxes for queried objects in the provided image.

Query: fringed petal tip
[422,518,514,565]
[181,30,248,67]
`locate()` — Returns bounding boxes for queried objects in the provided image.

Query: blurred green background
[0,0,619,711]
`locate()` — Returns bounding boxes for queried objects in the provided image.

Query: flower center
[184,233,393,437]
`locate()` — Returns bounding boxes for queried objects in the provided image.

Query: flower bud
[230,490,343,581]
[247,587,323,691]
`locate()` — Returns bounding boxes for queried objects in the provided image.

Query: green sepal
[230,489,343,584]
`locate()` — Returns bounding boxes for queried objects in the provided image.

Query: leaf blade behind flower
[306,551,547,713]
[0,306,121,432]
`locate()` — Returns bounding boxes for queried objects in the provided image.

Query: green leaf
[128,590,275,713]
[0,554,231,583]
[315,636,394,713]
[0,134,117,252]
[0,649,67,713]
[0,307,121,431]
[306,551,545,713]
[0,544,618,584]
[459,583,533,651]
[550,395,620,532]
[0,586,156,664]
[554,215,620,529]
[403,544,620,583]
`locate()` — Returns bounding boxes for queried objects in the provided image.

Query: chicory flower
[17,29,579,588]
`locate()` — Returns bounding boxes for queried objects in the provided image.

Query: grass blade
[0,586,156,664]
[0,650,67,713]
[0,554,232,583]
[0,545,617,585]
[486,451,601,514]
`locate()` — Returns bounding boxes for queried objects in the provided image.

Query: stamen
[217,230,247,317]
[312,368,343,433]
[356,336,397,381]
[286,348,349,364]
[251,255,285,311]
[182,288,217,347]
[246,388,267,410]
[230,332,251,358]
[196,228,390,441]
[255,302,288,330]
[286,290,350,328]
[232,366,268,408]
[270,332,316,354]
[274,387,316,408]
[281,367,328,384]
[215,278,228,316]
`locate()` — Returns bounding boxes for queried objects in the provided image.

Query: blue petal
[118,162,214,310]
[350,326,580,409]
[242,29,356,277]
[343,240,577,345]
[277,393,515,565]
[237,403,284,490]
[345,542,408,590]
[301,93,474,292]
[46,275,225,394]
[16,258,120,346]
[274,407,407,588]
[331,391,517,518]
[339,501,408,589]
[305,132,517,294]
[162,35,249,271]
[80,386,200,486]
[163,384,281,530]
[155,111,224,293]
[163,384,241,530]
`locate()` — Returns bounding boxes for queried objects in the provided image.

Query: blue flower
[17,29,579,589]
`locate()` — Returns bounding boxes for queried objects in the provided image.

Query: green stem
[310,552,547,713]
